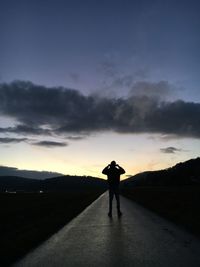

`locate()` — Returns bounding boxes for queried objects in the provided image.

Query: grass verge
[121,186,200,237]
[0,190,105,266]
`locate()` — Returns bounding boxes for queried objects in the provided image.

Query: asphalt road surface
[14,192,200,267]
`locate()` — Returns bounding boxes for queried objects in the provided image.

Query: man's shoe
[108,212,112,217]
[118,210,122,217]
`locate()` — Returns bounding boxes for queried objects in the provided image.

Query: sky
[0,0,200,179]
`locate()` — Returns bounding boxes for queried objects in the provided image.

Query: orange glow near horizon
[1,132,199,180]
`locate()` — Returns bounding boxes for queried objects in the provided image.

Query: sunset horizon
[0,0,199,179]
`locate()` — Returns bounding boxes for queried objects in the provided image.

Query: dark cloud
[32,140,68,147]
[160,147,182,154]
[0,165,63,179]
[0,81,200,139]
[0,137,28,143]
[0,125,51,135]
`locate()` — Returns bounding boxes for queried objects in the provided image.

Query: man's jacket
[102,166,125,186]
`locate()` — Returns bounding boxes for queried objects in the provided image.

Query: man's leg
[114,187,122,216]
[108,187,114,216]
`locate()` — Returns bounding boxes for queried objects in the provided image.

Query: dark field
[0,190,105,266]
[121,186,200,237]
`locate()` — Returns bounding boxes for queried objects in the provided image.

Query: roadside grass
[121,186,200,237]
[0,190,105,266]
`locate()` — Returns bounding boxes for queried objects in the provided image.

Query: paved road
[14,192,200,267]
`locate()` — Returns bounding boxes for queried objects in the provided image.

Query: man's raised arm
[117,165,125,174]
[102,165,110,175]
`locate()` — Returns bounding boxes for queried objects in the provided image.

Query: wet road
[14,192,200,267]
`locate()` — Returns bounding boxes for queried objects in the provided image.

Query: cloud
[32,140,68,147]
[0,80,200,139]
[129,81,172,100]
[0,165,63,179]
[66,136,85,141]
[69,73,80,83]
[0,125,51,135]
[0,137,28,143]
[160,147,182,154]
[99,56,119,78]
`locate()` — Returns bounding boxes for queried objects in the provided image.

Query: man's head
[110,160,116,167]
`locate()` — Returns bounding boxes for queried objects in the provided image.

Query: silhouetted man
[102,161,125,217]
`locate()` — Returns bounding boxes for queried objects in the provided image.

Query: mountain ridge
[0,175,107,192]
[122,157,200,187]
[1,157,200,191]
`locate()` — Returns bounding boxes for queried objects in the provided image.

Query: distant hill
[0,175,107,193]
[0,166,63,179]
[121,157,200,187]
